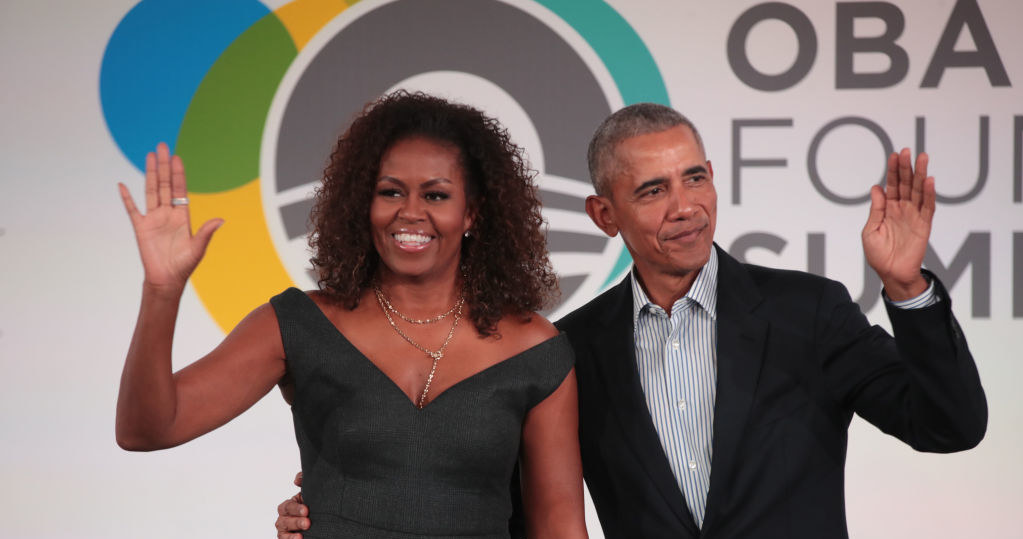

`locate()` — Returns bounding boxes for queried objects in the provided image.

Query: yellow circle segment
[190,180,296,333]
[276,0,354,51]
[190,0,355,333]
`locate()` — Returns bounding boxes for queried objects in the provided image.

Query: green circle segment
[177,0,668,286]
[176,13,298,193]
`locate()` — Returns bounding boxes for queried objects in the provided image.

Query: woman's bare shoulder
[305,289,329,304]
[305,289,373,321]
[492,312,560,353]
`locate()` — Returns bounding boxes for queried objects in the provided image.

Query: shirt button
[688,460,697,470]
[672,340,680,350]
[677,400,687,411]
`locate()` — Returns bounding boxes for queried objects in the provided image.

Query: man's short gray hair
[586,103,703,197]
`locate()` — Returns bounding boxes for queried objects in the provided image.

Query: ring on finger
[171,197,189,206]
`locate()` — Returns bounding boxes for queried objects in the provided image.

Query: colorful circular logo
[101,0,668,332]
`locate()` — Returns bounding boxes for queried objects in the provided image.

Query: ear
[463,204,475,236]
[706,159,714,180]
[585,195,619,238]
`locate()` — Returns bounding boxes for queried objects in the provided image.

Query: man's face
[588,125,717,282]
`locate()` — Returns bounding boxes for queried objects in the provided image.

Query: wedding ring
[171,197,189,206]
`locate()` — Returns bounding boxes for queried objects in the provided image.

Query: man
[276,104,986,538]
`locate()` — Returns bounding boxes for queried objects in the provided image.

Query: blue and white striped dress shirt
[630,249,937,528]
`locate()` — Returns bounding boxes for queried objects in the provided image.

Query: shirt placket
[641,307,683,479]
[664,299,708,525]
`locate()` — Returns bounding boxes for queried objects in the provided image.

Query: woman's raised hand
[118,143,223,292]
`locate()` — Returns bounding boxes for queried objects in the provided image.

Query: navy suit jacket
[552,245,986,538]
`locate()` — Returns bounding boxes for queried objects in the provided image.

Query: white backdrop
[1,0,1021,537]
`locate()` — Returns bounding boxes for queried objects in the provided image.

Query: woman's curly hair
[309,91,558,336]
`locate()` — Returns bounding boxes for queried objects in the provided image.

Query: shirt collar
[631,248,719,324]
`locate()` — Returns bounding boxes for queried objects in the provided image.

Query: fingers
[170,154,191,229]
[275,514,308,537]
[883,151,898,200]
[897,147,912,201]
[276,472,306,538]
[278,495,309,517]
[171,154,187,200]
[118,183,141,224]
[921,175,936,222]
[156,142,172,207]
[276,514,310,534]
[863,184,886,232]
[276,494,310,538]
[910,152,929,206]
[914,151,929,182]
[145,151,158,211]
[143,143,179,210]
[192,218,224,258]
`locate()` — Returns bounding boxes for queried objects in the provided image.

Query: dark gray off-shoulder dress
[270,288,575,539]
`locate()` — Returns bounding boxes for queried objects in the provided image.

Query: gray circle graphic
[273,0,616,308]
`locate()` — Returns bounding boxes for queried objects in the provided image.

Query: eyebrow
[631,164,709,195]
[683,164,709,176]
[633,178,667,195]
[422,178,453,188]
[377,176,453,187]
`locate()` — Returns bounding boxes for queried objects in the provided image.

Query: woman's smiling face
[370,136,473,283]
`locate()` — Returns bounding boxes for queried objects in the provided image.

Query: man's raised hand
[862,148,935,301]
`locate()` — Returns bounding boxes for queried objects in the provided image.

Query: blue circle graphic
[99,0,271,170]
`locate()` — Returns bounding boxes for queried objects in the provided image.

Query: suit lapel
[701,247,768,534]
[590,277,699,534]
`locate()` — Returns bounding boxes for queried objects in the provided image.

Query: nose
[398,195,425,222]
[667,186,695,220]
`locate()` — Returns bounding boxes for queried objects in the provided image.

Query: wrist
[881,273,928,302]
[142,280,187,301]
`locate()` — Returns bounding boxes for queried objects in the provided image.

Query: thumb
[193,218,224,257]
[863,185,886,233]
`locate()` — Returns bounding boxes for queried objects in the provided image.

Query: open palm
[118,143,222,291]
[861,148,935,300]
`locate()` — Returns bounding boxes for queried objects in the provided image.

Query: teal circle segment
[537,0,669,288]
[537,0,670,107]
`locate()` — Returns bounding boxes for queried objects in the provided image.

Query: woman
[115,92,587,538]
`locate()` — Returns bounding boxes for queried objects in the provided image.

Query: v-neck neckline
[295,290,564,411]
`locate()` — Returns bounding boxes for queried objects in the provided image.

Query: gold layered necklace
[376,289,461,324]
[373,286,465,408]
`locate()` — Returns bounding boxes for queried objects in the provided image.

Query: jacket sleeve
[815,270,987,452]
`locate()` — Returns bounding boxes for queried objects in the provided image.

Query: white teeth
[394,233,432,245]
